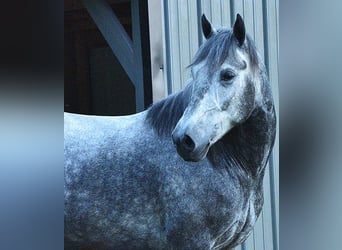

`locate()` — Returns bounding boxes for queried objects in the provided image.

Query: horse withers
[64,14,276,249]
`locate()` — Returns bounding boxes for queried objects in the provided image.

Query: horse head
[172,14,263,162]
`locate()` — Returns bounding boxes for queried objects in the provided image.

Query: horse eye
[220,70,235,83]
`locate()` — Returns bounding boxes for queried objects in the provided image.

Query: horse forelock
[189,29,260,75]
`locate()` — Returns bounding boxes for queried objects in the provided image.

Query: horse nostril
[182,134,195,152]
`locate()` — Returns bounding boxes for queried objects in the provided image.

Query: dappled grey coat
[64,14,276,250]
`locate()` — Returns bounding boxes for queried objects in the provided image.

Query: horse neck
[212,71,276,179]
[236,102,276,176]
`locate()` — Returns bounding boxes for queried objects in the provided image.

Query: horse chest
[210,191,263,249]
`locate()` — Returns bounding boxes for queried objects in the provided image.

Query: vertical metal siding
[262,1,279,249]
[162,1,279,249]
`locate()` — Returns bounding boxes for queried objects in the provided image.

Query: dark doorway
[64,0,151,115]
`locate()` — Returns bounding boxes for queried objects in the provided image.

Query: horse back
[64,112,167,249]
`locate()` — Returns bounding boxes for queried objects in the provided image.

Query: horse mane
[146,84,191,136]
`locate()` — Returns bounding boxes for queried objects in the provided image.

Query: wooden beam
[131,0,153,111]
[81,0,136,85]
[131,0,144,111]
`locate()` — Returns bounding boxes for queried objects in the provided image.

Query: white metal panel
[220,0,231,28]
[178,0,191,86]
[211,0,223,27]
[148,0,166,102]
[253,0,265,57]
[188,0,200,59]
[263,0,279,249]
[167,0,182,92]
[164,0,201,93]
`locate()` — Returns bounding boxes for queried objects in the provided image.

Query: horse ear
[201,14,213,39]
[233,14,245,46]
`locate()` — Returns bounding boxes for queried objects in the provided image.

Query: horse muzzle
[171,130,210,162]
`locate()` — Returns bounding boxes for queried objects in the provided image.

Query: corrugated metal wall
[162,0,279,249]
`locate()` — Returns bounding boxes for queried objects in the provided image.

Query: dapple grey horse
[64,14,276,249]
